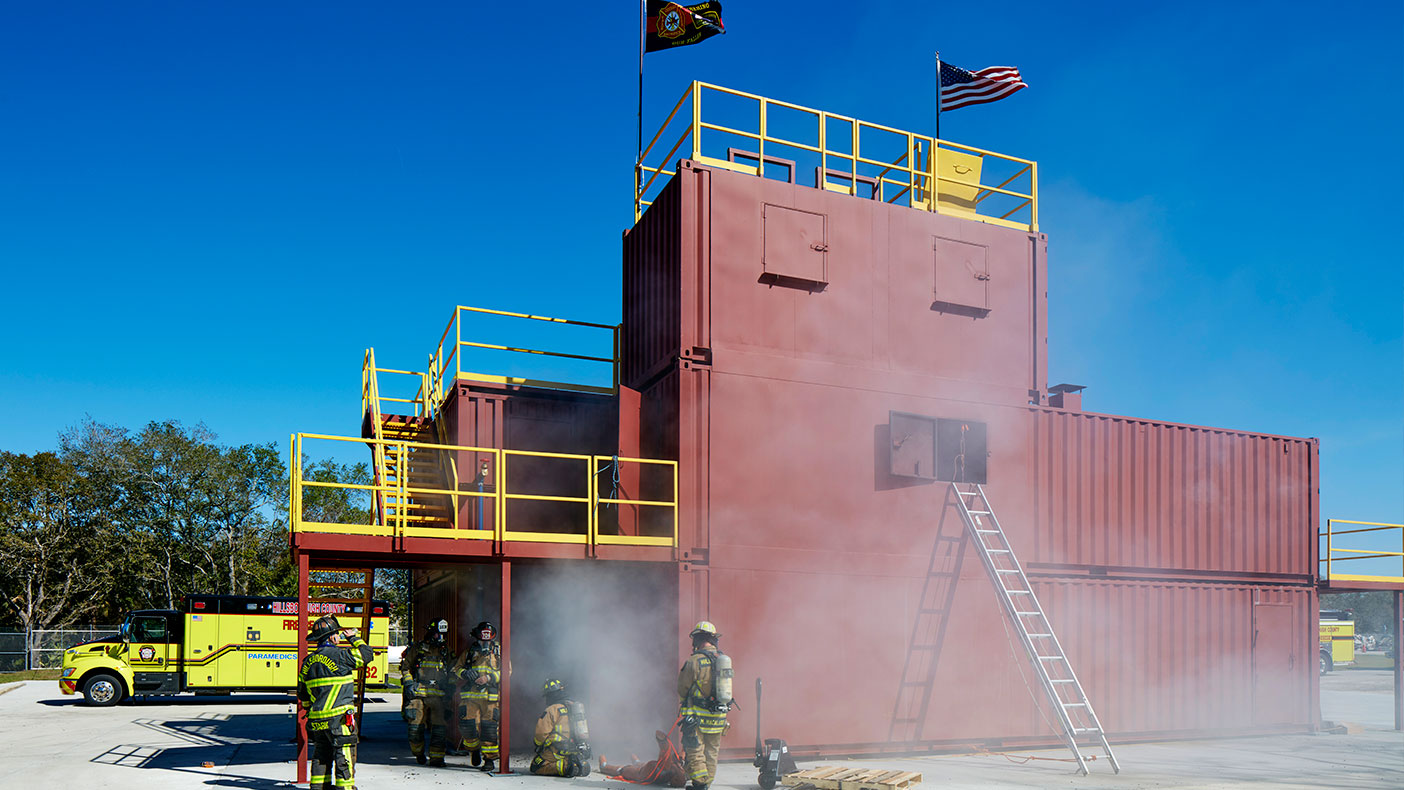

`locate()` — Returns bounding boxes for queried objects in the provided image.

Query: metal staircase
[374,415,455,531]
[951,482,1120,775]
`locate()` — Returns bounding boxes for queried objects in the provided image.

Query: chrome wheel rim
[90,679,116,704]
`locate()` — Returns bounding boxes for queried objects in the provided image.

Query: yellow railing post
[1326,518,1334,580]
[588,456,598,554]
[289,434,297,533]
[1030,161,1040,232]
[758,97,767,179]
[691,81,702,160]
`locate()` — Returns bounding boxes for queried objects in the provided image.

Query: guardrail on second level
[1321,519,1404,584]
[289,433,677,552]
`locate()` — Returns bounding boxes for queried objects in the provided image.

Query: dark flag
[645,1,725,53]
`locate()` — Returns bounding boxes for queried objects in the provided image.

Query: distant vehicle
[59,595,390,706]
[1319,610,1355,672]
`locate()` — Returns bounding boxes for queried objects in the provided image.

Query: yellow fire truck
[1319,609,1355,674]
[59,595,390,706]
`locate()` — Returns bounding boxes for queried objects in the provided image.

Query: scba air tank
[566,700,590,745]
[712,652,734,710]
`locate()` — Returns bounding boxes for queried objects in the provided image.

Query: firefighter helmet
[690,621,719,641]
[307,614,341,644]
[425,618,449,643]
[542,678,567,701]
[473,621,497,641]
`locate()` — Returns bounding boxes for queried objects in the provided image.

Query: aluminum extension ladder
[952,482,1120,775]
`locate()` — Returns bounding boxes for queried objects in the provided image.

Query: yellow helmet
[690,620,719,640]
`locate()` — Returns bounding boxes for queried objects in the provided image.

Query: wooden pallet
[782,767,923,790]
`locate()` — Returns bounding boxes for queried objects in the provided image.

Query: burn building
[289,82,1352,777]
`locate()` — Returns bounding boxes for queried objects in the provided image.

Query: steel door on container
[1252,602,1297,725]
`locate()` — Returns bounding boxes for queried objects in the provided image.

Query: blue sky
[1,3,1400,545]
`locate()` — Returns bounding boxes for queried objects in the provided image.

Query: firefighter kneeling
[532,678,592,777]
[297,614,372,790]
[679,621,733,790]
[401,619,455,766]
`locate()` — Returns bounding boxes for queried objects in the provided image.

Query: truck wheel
[83,673,124,707]
[1319,652,1332,675]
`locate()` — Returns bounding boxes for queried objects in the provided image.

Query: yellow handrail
[635,81,1038,232]
[429,305,621,409]
[289,433,678,550]
[1321,519,1404,583]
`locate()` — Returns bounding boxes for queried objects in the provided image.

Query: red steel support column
[296,551,310,783]
[1394,591,1402,731]
[498,559,513,773]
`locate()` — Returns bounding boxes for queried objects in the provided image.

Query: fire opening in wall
[888,411,988,483]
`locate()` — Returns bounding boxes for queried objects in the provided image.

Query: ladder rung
[1051,680,1075,684]
[976,529,999,533]
[1014,611,1041,616]
[995,569,1019,574]
[1007,590,1031,595]
[1072,728,1100,733]
[989,549,1010,554]
[1063,703,1087,708]
[969,510,991,515]
[1028,633,1052,638]
[959,490,979,496]
[1037,656,1064,661]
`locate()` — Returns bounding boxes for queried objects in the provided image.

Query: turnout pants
[460,697,500,759]
[682,728,723,786]
[531,745,588,777]
[307,718,356,790]
[405,695,451,759]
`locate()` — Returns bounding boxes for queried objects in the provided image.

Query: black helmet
[307,615,340,644]
[542,678,567,701]
[473,621,497,642]
[424,618,449,643]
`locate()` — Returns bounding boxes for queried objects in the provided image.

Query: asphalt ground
[0,674,1399,790]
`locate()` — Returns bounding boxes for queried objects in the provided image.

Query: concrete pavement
[1,679,1399,789]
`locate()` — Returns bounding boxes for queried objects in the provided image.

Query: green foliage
[0,419,386,627]
[1321,592,1399,634]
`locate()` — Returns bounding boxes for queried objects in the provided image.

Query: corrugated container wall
[620,160,1321,757]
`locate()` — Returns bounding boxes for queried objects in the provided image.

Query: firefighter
[678,621,733,790]
[531,678,592,777]
[401,618,454,766]
[297,614,372,790]
[453,620,503,771]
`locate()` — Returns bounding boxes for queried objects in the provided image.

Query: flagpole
[934,51,942,142]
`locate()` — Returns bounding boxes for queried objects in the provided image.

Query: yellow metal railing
[635,81,1038,231]
[290,433,677,550]
[1321,519,1404,584]
[362,348,431,420]
[428,305,620,413]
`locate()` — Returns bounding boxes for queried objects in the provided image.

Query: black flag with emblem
[645,1,725,53]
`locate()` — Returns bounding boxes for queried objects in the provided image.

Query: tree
[0,452,112,630]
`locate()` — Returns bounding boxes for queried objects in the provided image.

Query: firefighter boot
[470,749,482,767]
[481,758,496,772]
[416,753,427,766]
[429,757,446,767]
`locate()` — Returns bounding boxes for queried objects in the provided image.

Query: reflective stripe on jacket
[678,647,729,733]
[297,636,372,723]
[400,640,454,697]
[455,641,502,702]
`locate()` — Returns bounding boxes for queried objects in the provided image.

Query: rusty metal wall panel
[1028,408,1318,577]
[623,175,682,389]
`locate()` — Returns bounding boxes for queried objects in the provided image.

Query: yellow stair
[373,415,456,531]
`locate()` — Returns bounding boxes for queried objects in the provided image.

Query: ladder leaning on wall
[951,482,1120,775]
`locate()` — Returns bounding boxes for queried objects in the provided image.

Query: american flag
[939,62,1027,112]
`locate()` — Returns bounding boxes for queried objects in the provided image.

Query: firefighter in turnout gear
[532,678,593,777]
[401,619,455,766]
[297,614,372,790]
[678,621,733,790]
[453,620,503,771]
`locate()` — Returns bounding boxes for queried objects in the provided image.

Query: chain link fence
[0,626,120,671]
